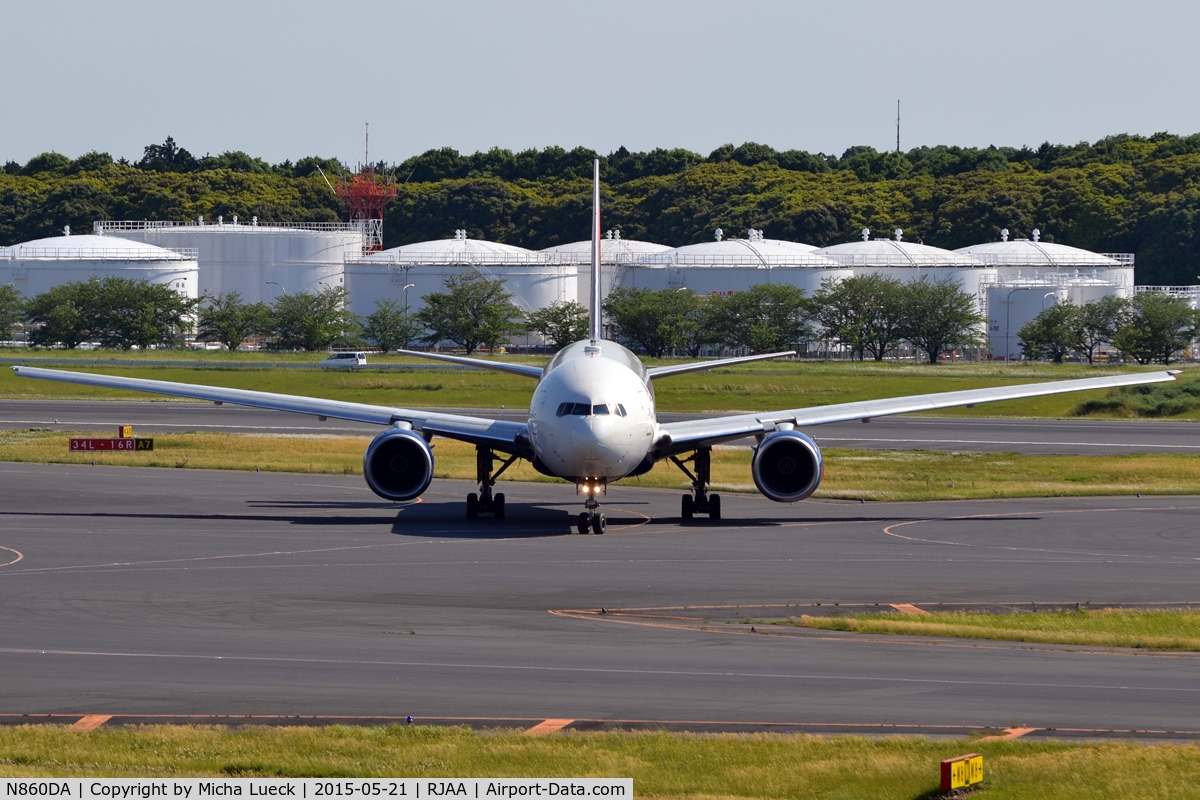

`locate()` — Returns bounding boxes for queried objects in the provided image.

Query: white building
[956,229,1135,359]
[95,218,365,304]
[620,228,847,295]
[0,229,198,299]
[344,230,579,318]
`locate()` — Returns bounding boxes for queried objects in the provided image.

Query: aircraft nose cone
[571,417,620,467]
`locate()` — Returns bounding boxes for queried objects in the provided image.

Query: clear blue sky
[3,0,1197,165]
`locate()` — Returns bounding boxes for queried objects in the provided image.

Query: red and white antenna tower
[336,123,397,252]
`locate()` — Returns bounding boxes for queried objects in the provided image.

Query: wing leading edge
[658,370,1180,454]
[10,366,531,455]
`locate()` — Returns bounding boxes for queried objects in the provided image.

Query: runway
[2,462,1199,737]
[3,399,1199,455]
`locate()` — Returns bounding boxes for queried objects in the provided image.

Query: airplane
[11,160,1180,534]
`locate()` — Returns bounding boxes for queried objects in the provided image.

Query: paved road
[3,399,1199,455]
[2,462,1199,736]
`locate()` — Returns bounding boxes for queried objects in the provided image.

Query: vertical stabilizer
[590,158,602,341]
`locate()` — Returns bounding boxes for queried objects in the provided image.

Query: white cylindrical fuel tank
[956,232,1135,357]
[542,231,671,311]
[622,229,842,295]
[0,232,198,299]
[814,230,988,306]
[344,233,578,318]
[95,220,364,303]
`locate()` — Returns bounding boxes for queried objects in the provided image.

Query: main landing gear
[670,447,721,521]
[466,446,518,520]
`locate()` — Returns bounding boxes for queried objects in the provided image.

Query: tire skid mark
[548,608,1200,660]
[882,509,1200,560]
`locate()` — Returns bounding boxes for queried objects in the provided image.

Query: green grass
[781,608,1200,650]
[4,429,1199,501]
[3,725,1200,799]
[1075,378,1200,418]
[2,351,1191,418]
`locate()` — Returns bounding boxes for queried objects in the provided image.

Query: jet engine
[363,428,434,501]
[751,429,823,502]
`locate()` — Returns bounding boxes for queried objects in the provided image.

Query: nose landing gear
[576,480,607,534]
[577,509,606,535]
[466,446,517,520]
[670,447,721,520]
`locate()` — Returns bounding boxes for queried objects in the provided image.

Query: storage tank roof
[541,234,670,263]
[356,231,546,265]
[638,229,834,267]
[0,233,195,261]
[816,231,982,268]
[955,233,1126,267]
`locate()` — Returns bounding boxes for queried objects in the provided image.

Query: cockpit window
[557,402,627,417]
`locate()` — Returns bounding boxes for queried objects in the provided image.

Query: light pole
[400,284,415,350]
[265,281,285,296]
[1043,292,1056,310]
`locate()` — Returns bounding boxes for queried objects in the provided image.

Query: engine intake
[752,429,823,502]
[363,428,434,501]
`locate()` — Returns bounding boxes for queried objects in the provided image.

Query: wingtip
[1168,370,1182,376]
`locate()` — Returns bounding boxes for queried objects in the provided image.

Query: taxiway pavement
[1,463,1198,735]
[2,399,1198,455]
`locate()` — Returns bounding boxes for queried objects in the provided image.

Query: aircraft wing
[657,370,1180,455]
[645,351,796,380]
[10,366,531,455]
[393,349,544,378]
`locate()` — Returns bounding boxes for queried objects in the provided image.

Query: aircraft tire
[593,511,606,534]
[494,493,506,519]
[466,493,479,519]
[681,494,694,520]
[709,493,721,520]
[577,512,591,535]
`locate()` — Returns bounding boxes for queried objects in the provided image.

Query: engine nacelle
[363,428,434,501]
[752,429,823,502]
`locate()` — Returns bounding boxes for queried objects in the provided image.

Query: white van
[318,352,368,367]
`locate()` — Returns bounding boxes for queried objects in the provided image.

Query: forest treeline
[5,133,1200,285]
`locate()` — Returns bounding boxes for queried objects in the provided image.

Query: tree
[525,300,589,351]
[810,274,904,361]
[24,282,94,348]
[602,287,699,357]
[23,277,196,349]
[0,284,23,342]
[899,276,988,364]
[137,136,198,172]
[1112,291,1200,364]
[92,277,197,349]
[269,287,360,351]
[416,274,520,354]
[1077,295,1129,363]
[198,292,271,351]
[1018,301,1082,363]
[361,298,423,352]
[710,284,809,354]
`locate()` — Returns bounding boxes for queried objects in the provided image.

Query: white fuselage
[528,340,658,482]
